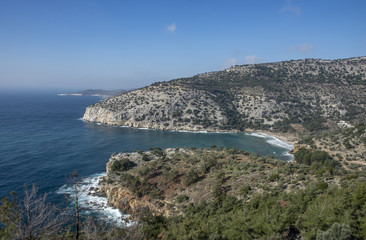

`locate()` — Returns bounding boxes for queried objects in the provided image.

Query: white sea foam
[246,132,268,138]
[266,137,293,150]
[56,173,131,227]
[173,130,207,133]
[246,132,293,150]
[172,129,232,134]
[246,132,294,161]
[282,151,294,161]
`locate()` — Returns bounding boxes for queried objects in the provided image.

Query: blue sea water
[0,91,293,210]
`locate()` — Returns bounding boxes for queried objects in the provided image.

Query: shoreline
[83,119,298,148]
[244,129,299,146]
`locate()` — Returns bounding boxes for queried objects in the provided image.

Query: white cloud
[245,55,261,64]
[290,43,315,53]
[166,22,176,33]
[280,0,301,16]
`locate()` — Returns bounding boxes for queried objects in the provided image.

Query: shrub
[177,195,189,203]
[268,173,280,182]
[149,147,165,157]
[239,185,251,195]
[316,223,352,240]
[163,168,179,181]
[142,154,150,161]
[184,168,200,186]
[200,158,218,173]
[138,166,151,176]
[111,158,136,172]
[316,181,328,191]
[294,147,338,168]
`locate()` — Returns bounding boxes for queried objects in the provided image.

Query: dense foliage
[2,146,366,239]
[294,147,339,168]
[111,158,136,172]
[141,172,366,240]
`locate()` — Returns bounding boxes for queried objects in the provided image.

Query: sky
[0,0,365,91]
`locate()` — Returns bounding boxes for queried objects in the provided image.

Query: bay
[0,90,292,204]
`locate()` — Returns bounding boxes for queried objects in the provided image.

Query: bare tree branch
[16,184,66,239]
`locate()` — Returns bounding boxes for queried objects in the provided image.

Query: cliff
[83,57,366,133]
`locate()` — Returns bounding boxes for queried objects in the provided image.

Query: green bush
[184,168,200,186]
[316,181,329,191]
[268,173,280,182]
[239,185,251,195]
[138,166,151,176]
[142,154,150,161]
[295,147,338,168]
[316,223,352,240]
[149,147,165,157]
[111,158,136,172]
[177,194,189,203]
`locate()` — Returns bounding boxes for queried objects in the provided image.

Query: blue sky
[0,0,365,90]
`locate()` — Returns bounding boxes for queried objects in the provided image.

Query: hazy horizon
[1,0,365,90]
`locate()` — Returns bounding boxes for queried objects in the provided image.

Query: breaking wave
[56,173,131,227]
[245,132,294,161]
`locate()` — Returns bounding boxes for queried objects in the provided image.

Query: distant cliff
[83,57,366,133]
[59,89,129,98]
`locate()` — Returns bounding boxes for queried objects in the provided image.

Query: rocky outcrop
[99,150,181,219]
[100,183,171,218]
[83,85,228,132]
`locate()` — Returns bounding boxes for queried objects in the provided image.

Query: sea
[0,90,293,225]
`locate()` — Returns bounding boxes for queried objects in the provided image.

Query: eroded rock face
[100,184,170,218]
[99,151,177,219]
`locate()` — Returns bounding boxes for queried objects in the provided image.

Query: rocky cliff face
[83,57,366,133]
[100,150,181,219]
[100,182,172,218]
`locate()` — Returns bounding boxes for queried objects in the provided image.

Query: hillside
[83,57,366,133]
[97,147,366,239]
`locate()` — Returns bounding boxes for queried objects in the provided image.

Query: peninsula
[83,57,366,134]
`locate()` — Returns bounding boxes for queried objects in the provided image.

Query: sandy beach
[245,129,299,146]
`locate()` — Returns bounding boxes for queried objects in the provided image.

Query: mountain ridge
[83,56,366,133]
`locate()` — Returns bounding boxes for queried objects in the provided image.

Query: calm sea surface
[0,91,293,203]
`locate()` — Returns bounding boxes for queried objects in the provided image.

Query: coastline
[83,119,297,149]
[245,129,299,146]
